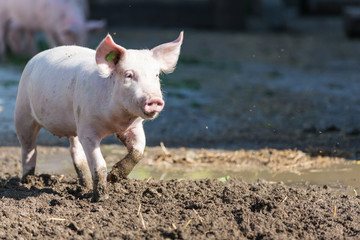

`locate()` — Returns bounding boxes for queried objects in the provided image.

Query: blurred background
[1,0,360,188]
[1,0,360,158]
[87,0,360,34]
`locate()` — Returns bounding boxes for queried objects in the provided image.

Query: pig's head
[95,32,183,119]
[57,0,87,46]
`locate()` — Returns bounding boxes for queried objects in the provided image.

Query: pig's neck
[87,106,142,140]
[105,103,143,134]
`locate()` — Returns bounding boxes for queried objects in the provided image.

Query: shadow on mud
[0,174,91,200]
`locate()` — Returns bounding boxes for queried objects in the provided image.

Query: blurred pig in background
[0,0,105,60]
[0,0,10,60]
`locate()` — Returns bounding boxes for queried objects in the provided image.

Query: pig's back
[33,45,96,69]
[20,45,97,137]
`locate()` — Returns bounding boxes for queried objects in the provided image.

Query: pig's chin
[125,105,159,120]
[142,111,159,120]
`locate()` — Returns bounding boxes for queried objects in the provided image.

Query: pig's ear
[151,31,183,73]
[95,34,126,77]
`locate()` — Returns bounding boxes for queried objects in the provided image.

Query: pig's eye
[156,73,159,78]
[125,71,134,80]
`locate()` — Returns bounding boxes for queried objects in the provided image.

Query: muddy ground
[1,143,360,239]
[1,17,360,239]
[0,174,359,239]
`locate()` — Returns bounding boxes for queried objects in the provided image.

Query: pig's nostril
[147,99,164,107]
[144,98,164,114]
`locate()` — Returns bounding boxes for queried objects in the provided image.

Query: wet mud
[0,174,359,239]
[1,146,360,239]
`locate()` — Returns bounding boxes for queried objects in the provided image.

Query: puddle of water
[36,147,360,194]
[129,164,360,190]
[37,149,76,175]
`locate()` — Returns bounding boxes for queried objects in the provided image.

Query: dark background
[87,0,360,35]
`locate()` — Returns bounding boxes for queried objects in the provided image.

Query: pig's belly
[30,94,77,138]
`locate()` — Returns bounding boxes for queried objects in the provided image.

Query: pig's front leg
[78,131,108,202]
[69,136,92,189]
[107,124,145,183]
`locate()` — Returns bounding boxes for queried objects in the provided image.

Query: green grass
[179,56,204,65]
[262,89,276,97]
[179,56,241,71]
[327,83,344,90]
[262,122,273,129]
[6,52,30,66]
[161,75,201,90]
[267,70,283,79]
[212,61,241,71]
[166,92,186,99]
[5,37,49,66]
[37,38,50,52]
[190,100,202,108]
[1,80,18,87]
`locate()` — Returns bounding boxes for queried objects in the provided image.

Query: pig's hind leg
[69,136,92,189]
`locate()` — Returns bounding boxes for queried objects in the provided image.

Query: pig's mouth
[142,97,164,119]
[143,111,159,119]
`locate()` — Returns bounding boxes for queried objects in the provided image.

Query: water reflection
[36,149,360,195]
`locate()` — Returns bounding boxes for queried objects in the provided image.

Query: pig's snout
[143,97,164,116]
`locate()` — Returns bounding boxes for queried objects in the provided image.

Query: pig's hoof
[107,172,124,183]
[21,167,36,182]
[75,166,92,189]
[79,177,93,190]
[107,173,116,183]
[92,189,109,202]
[92,169,108,202]
[21,175,31,184]
[92,193,109,202]
[21,170,36,183]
